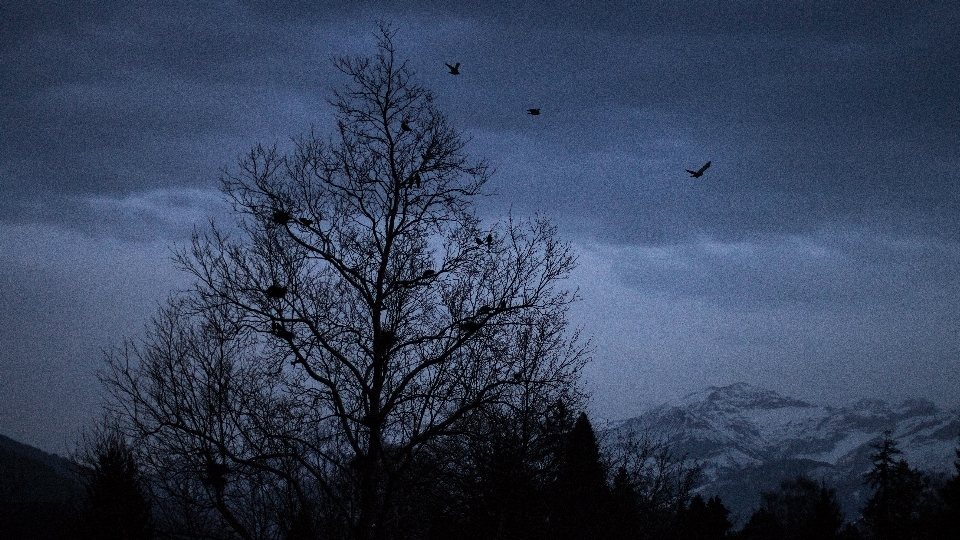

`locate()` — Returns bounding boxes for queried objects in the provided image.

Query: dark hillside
[0,433,83,540]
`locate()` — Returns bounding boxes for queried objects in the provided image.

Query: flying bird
[527,108,540,115]
[445,62,460,75]
[685,161,711,178]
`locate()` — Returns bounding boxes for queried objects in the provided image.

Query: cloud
[608,227,960,310]
[571,228,960,418]
[3,0,960,450]
[78,187,229,240]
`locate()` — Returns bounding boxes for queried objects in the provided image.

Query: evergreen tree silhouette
[931,433,960,540]
[740,476,844,540]
[608,465,642,540]
[549,412,610,540]
[78,432,153,540]
[739,507,781,540]
[419,397,584,540]
[861,431,930,540]
[463,423,546,540]
[673,494,732,540]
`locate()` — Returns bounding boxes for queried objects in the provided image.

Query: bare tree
[104,24,586,540]
[604,428,702,539]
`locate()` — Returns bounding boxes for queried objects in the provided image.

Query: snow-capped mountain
[613,382,960,523]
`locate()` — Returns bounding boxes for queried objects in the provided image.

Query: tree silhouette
[548,412,610,540]
[608,465,642,540]
[103,23,586,540]
[606,429,701,540]
[930,433,960,540]
[74,424,153,540]
[415,398,586,540]
[673,494,732,540]
[861,431,931,540]
[740,476,845,540]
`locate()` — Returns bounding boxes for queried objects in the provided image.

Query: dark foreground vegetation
[3,424,960,540]
[4,24,959,540]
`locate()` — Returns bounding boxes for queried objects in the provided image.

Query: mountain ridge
[613,382,960,523]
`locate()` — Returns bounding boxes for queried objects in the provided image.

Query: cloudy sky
[2,0,959,454]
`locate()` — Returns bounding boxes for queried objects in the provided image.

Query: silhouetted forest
[3,425,960,539]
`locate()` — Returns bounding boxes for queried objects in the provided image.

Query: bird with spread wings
[685,161,711,178]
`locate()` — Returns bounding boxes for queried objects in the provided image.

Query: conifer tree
[931,433,960,540]
[739,507,780,540]
[549,412,609,540]
[674,494,732,540]
[415,391,584,540]
[76,428,153,540]
[608,465,642,540]
[740,476,844,540]
[861,431,930,540]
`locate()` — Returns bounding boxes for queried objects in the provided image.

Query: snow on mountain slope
[612,383,960,523]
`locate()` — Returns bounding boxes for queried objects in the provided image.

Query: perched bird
[297,217,314,226]
[485,234,493,245]
[498,300,507,310]
[685,161,711,178]
[271,322,294,340]
[401,120,411,132]
[407,173,421,188]
[459,319,483,332]
[477,305,491,315]
[445,62,460,75]
[202,460,230,491]
[421,269,436,279]
[265,284,288,299]
[527,108,540,115]
[272,210,291,225]
[475,237,484,246]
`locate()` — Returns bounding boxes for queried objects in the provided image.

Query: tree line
[5,413,959,540]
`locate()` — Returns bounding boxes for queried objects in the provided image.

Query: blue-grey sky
[2,1,959,453]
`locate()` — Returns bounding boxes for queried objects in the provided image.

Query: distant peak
[674,382,813,411]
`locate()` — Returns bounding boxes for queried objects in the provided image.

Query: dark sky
[2,0,959,453]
